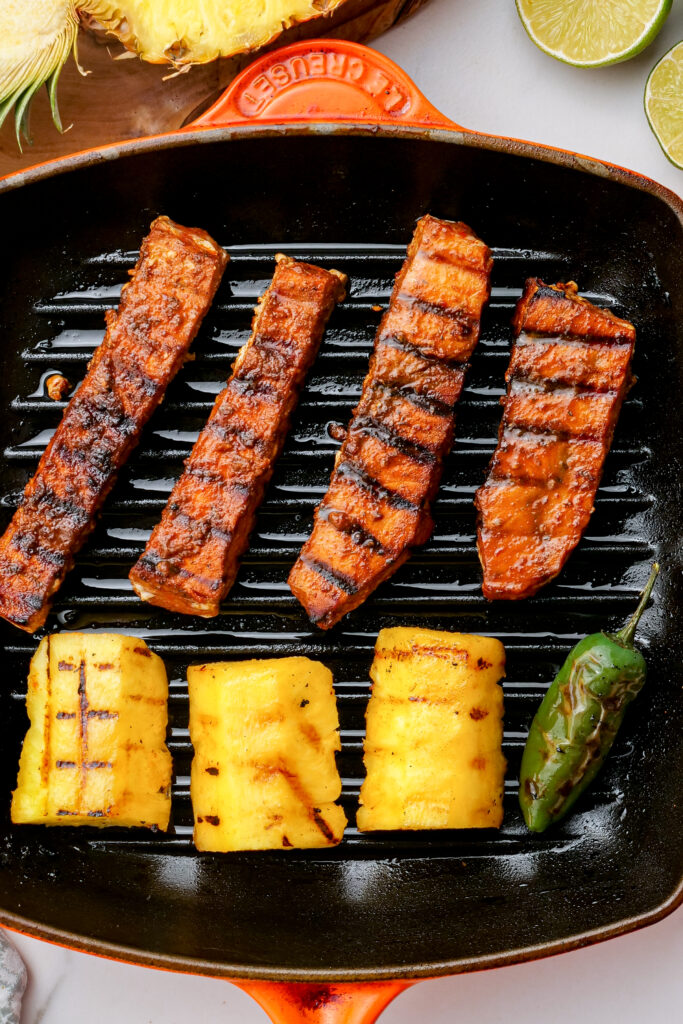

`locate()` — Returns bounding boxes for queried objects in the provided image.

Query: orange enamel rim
[0,39,681,1021]
[0,39,681,224]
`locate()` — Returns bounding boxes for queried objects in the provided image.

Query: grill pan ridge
[0,129,681,980]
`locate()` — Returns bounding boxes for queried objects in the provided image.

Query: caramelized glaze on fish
[475,279,636,601]
[288,216,492,629]
[129,255,346,616]
[0,217,227,633]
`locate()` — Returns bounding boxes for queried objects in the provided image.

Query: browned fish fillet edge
[289,215,493,629]
[129,255,347,617]
[0,217,228,633]
[475,278,637,601]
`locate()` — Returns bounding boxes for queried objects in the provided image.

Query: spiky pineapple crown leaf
[0,0,78,147]
[0,0,343,149]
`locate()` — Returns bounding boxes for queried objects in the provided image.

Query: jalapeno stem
[616,562,660,647]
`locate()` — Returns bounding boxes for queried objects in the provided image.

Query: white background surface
[5,1,683,1021]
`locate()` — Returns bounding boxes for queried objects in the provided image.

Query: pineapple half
[0,0,343,144]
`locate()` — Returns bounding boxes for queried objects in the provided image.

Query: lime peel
[516,0,673,68]
[645,41,683,170]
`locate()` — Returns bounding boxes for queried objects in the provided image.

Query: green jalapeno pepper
[519,563,660,832]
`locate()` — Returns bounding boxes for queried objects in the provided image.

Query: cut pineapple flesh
[81,0,345,64]
[357,628,506,831]
[188,657,346,851]
[11,633,172,829]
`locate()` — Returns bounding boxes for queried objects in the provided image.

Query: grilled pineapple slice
[188,657,346,851]
[357,628,506,831]
[11,633,172,829]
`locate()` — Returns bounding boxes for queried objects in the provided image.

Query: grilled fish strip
[288,216,492,629]
[129,256,346,616]
[475,279,637,601]
[0,217,227,633]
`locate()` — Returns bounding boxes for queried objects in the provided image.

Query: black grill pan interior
[0,135,681,978]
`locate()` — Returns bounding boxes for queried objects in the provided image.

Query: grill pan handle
[233,979,414,1024]
[187,39,462,131]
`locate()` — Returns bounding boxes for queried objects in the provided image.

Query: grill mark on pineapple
[407,696,458,706]
[43,636,52,794]
[312,810,336,843]
[298,721,323,753]
[374,645,470,663]
[78,659,89,814]
[56,711,76,720]
[378,694,460,707]
[127,694,165,706]
[253,708,285,729]
[87,710,118,720]
[254,760,338,845]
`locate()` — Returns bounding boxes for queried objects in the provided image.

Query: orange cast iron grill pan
[0,41,681,1024]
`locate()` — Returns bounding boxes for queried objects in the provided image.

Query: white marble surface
[7,904,683,1023]
[375,0,683,197]
[5,1,683,1021]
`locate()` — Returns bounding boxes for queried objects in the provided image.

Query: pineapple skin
[357,628,506,831]
[188,657,346,852]
[11,634,172,829]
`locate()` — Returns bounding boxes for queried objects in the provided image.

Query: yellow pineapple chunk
[188,657,346,851]
[11,633,172,829]
[357,628,506,831]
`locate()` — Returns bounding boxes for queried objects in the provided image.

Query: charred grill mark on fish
[288,215,492,629]
[0,217,227,633]
[129,256,347,617]
[475,279,637,601]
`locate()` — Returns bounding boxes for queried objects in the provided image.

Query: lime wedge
[645,42,683,169]
[516,0,672,67]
